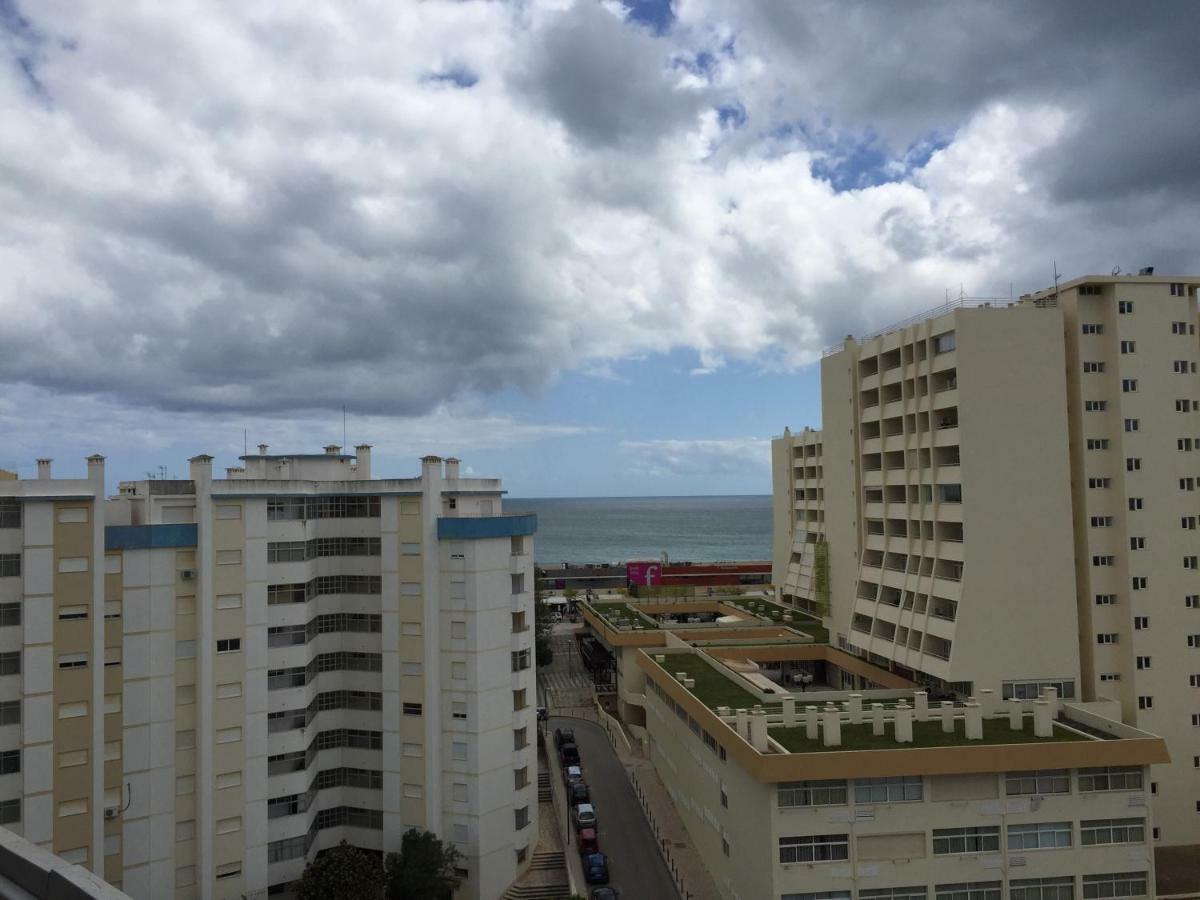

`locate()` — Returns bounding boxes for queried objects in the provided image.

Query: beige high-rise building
[0,447,538,900]
[773,274,1200,870]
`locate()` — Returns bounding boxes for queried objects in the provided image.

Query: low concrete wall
[0,827,132,900]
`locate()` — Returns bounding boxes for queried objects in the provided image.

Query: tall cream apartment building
[0,447,538,900]
[772,273,1200,864]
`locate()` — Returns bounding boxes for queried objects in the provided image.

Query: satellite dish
[1112,266,1121,276]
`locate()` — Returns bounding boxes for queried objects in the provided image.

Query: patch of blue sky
[805,128,950,192]
[717,102,747,129]
[624,0,675,34]
[421,66,478,88]
[1,0,49,99]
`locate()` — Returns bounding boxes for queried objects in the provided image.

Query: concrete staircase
[502,883,572,900]
[538,771,552,803]
[529,850,565,872]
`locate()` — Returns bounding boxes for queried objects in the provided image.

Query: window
[1190,635,1200,648]
[0,701,19,726]
[451,742,467,761]
[1180,438,1195,451]
[1091,516,1113,527]
[861,890,926,900]
[1088,478,1111,489]
[1083,362,1105,373]
[513,688,527,710]
[1120,340,1136,354]
[933,332,956,354]
[1188,595,1200,609]
[1177,399,1192,412]
[1085,401,1107,412]
[215,549,241,566]
[1126,457,1141,471]
[1100,673,1120,682]
[0,652,19,676]
[1132,577,1147,590]
[0,501,19,529]
[216,593,242,609]
[0,604,19,628]
[515,806,530,829]
[778,833,849,863]
[1010,877,1075,900]
[1187,556,1200,570]
[0,750,20,775]
[1122,379,1137,393]
[936,890,1002,900]
[1095,595,1117,606]
[1137,696,1152,710]
[1174,360,1191,374]
[451,620,467,639]
[1079,767,1142,792]
[1170,283,1188,296]
[1005,770,1070,795]
[1081,872,1147,900]
[1086,439,1109,451]
[105,600,123,617]
[1081,818,1145,846]
[57,653,88,670]
[1082,323,1104,334]
[401,661,422,676]
[512,611,527,632]
[1092,556,1115,567]
[1123,418,1139,432]
[932,826,999,854]
[0,555,18,578]
[513,727,528,750]
[452,701,467,720]
[854,775,922,803]
[1184,517,1197,530]
[451,662,466,680]
[1118,300,1134,314]
[56,557,88,573]
[1128,497,1143,510]
[1130,536,1145,550]
[1097,633,1119,645]
[402,702,422,716]
[215,863,241,880]
[216,638,241,653]
[1134,616,1148,630]
[216,770,241,788]
[783,894,852,900]
[511,649,531,672]
[1136,656,1151,670]
[514,767,529,790]
[778,780,848,808]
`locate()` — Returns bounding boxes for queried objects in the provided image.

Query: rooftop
[771,716,1089,753]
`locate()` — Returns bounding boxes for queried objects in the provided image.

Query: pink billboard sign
[627,561,662,586]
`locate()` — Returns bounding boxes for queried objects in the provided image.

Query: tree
[535,587,554,667]
[296,841,383,900]
[384,828,460,900]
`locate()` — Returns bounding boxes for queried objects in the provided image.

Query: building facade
[772,274,1200,857]
[0,447,538,900]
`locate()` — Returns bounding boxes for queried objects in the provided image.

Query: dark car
[582,852,610,885]
[559,742,580,766]
[555,727,575,748]
[590,889,619,900]
[569,782,590,806]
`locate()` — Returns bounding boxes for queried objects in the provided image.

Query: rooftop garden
[656,653,760,710]
[588,602,659,630]
[771,717,1092,753]
[715,597,830,643]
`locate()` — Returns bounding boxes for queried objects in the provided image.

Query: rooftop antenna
[243,429,247,458]
[342,405,347,453]
[1112,266,1122,276]
[1052,260,1061,297]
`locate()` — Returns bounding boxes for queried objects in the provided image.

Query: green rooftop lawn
[771,716,1092,753]
[590,602,659,630]
[715,597,830,643]
[658,653,761,710]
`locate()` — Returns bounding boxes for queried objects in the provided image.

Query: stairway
[538,771,552,803]
[503,884,571,900]
[529,850,565,871]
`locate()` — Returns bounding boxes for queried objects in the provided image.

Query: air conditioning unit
[180,570,195,581]
[104,807,119,820]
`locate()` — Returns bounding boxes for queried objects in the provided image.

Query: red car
[577,827,599,855]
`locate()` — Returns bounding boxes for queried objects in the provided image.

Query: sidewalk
[600,714,723,900]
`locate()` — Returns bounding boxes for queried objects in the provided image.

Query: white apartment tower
[0,447,538,900]
[773,274,1200,861]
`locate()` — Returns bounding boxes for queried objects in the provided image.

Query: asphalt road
[550,716,678,900]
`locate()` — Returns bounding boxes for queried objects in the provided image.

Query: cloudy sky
[2,0,1198,496]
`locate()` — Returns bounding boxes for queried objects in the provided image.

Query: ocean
[505,495,772,565]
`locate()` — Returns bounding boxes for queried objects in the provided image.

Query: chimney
[782,696,797,727]
[821,705,842,747]
[871,703,885,736]
[1041,686,1059,718]
[735,708,749,741]
[189,454,213,484]
[964,701,983,740]
[1033,700,1053,737]
[324,444,341,456]
[894,701,914,743]
[749,708,768,752]
[86,454,105,488]
[1008,697,1024,730]
[258,443,269,456]
[421,455,443,482]
[913,691,929,722]
[355,444,372,480]
[805,705,819,741]
[444,457,460,479]
[940,701,955,734]
[848,693,864,724]
[36,458,52,479]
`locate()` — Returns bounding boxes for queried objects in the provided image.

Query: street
[549,716,679,900]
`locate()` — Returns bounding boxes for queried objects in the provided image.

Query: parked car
[563,765,584,787]
[536,706,549,722]
[559,742,580,766]
[569,782,590,806]
[577,827,599,855]
[554,727,575,748]
[573,802,596,831]
[590,889,619,900]
[582,852,610,885]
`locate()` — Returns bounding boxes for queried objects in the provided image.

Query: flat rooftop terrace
[771,716,1089,752]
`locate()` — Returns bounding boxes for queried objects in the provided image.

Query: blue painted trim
[105,524,197,550]
[437,514,537,541]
